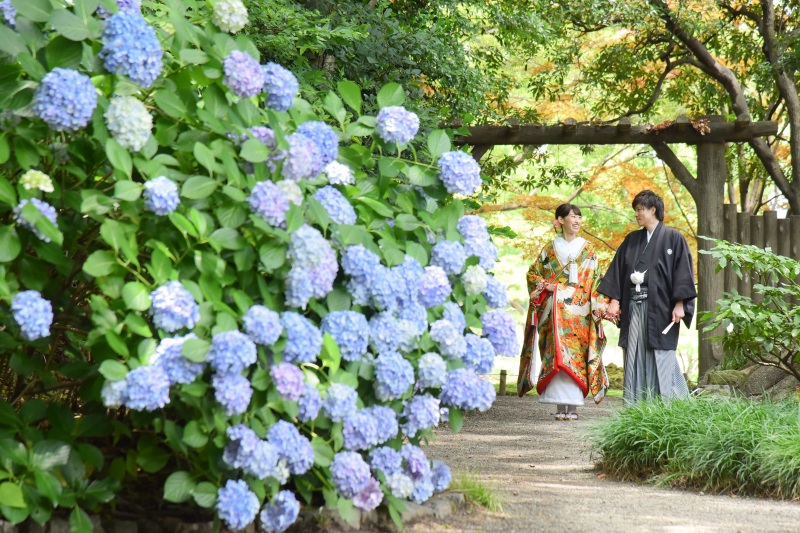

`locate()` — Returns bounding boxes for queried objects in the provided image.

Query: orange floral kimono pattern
[517,240,609,402]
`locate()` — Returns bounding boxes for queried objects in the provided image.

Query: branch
[661,164,698,239]
[650,141,701,199]
[717,1,762,27]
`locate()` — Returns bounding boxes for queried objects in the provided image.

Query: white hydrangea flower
[324,161,355,185]
[19,170,54,193]
[462,265,488,295]
[276,180,303,206]
[104,96,153,151]
[212,0,248,34]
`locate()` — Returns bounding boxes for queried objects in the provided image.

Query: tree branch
[650,141,701,199]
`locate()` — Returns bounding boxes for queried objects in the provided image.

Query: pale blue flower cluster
[386,472,414,499]
[207,330,257,374]
[12,290,53,341]
[276,180,302,205]
[430,240,466,276]
[353,477,383,511]
[245,440,283,480]
[312,186,356,225]
[441,302,466,333]
[1,0,16,28]
[331,451,371,499]
[212,0,248,33]
[369,446,402,476]
[463,334,496,374]
[322,383,358,422]
[324,161,355,185]
[153,334,205,384]
[418,266,451,308]
[248,180,289,227]
[223,51,264,98]
[213,373,253,416]
[286,225,338,308]
[457,215,489,241]
[375,106,420,144]
[297,384,321,423]
[416,352,446,389]
[248,126,277,150]
[96,0,141,18]
[481,309,520,356]
[429,319,467,359]
[462,265,488,295]
[260,490,300,533]
[243,305,282,346]
[105,95,152,151]
[321,311,369,362]
[465,238,498,270]
[400,394,440,437]
[124,365,171,411]
[394,256,425,305]
[101,380,127,408]
[282,133,316,181]
[440,368,495,412]
[437,150,482,196]
[33,68,97,131]
[223,425,260,469]
[341,246,405,311]
[263,62,299,112]
[216,479,259,532]
[401,443,431,481]
[13,198,59,242]
[431,460,451,492]
[362,405,398,443]
[149,281,200,332]
[281,312,322,364]
[374,351,414,401]
[296,121,339,169]
[100,13,163,88]
[143,176,180,215]
[399,301,428,337]
[267,420,314,475]
[411,478,435,504]
[457,215,497,270]
[343,411,379,451]
[270,362,305,401]
[368,312,404,355]
[483,275,509,309]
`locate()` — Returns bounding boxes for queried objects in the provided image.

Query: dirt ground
[410,394,800,533]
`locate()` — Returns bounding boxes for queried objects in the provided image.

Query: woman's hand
[605,299,620,321]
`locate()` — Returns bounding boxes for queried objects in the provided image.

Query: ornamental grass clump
[0,2,511,530]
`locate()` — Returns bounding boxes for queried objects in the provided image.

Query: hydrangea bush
[0,0,518,531]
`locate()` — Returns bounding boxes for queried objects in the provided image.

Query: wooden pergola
[455,115,779,375]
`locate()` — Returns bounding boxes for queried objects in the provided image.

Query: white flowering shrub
[0,0,518,530]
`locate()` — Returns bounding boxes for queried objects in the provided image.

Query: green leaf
[192,482,217,508]
[179,49,209,65]
[311,437,333,468]
[164,471,196,503]
[181,338,210,363]
[181,421,208,449]
[338,80,361,115]
[336,497,360,529]
[427,129,451,159]
[448,407,464,433]
[394,214,421,231]
[0,176,15,206]
[69,507,92,533]
[0,25,27,57]
[0,135,9,165]
[122,282,151,311]
[181,176,218,200]
[0,226,21,263]
[34,471,63,505]
[240,138,270,163]
[209,227,246,251]
[30,440,71,470]
[326,288,351,312]
[113,181,143,202]
[323,91,346,123]
[20,202,63,245]
[259,243,287,271]
[405,242,428,266]
[49,9,91,41]
[355,197,394,218]
[136,443,169,473]
[0,482,25,508]
[193,142,216,175]
[321,333,341,376]
[106,138,132,177]
[12,0,52,22]
[406,165,438,187]
[98,360,128,381]
[154,89,188,119]
[83,250,116,277]
[377,82,405,109]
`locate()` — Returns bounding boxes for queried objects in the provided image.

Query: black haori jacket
[597,222,697,350]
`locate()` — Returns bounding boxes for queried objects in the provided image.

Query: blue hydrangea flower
[365,266,402,312]
[353,477,383,512]
[438,150,482,196]
[429,319,467,360]
[375,106,420,144]
[124,365,170,411]
[441,302,466,333]
[281,312,322,364]
[286,225,338,308]
[11,290,53,341]
[260,490,300,533]
[398,302,428,338]
[281,133,318,181]
[101,379,127,408]
[400,394,441,437]
[463,334,496,375]
[368,312,402,355]
[150,281,199,332]
[267,420,314,475]
[401,444,431,481]
[245,440,282,480]
[393,255,425,305]
[440,368,496,412]
[481,310,520,356]
[296,121,339,168]
[33,68,97,131]
[13,198,59,243]
[369,446,402,476]
[248,180,289,228]
[418,266,451,308]
[223,51,264,97]
[324,161,354,185]
[331,451,371,499]
[216,479,259,532]
[465,238,498,271]
[440,406,450,423]
[312,186,356,225]
[411,476,435,504]
[276,180,303,205]
[462,265,488,295]
[263,62,298,112]
[430,240,466,276]
[96,0,141,18]
[341,245,382,280]
[207,330,257,374]
[153,333,205,384]
[322,383,358,423]
[101,13,163,88]
[223,424,260,469]
[212,0,248,33]
[483,275,509,309]
[243,305,282,346]
[298,384,321,423]
[248,126,277,150]
[374,351,415,401]
[213,372,253,416]
[417,352,447,389]
[386,472,414,499]
[284,270,314,311]
[321,311,369,362]
[343,411,379,451]
[457,215,489,242]
[271,362,304,401]
[143,176,180,216]
[395,318,421,353]
[431,460,451,492]
[1,0,16,28]
[105,95,152,151]
[362,405,398,444]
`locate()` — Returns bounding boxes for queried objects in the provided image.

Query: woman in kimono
[517,203,609,420]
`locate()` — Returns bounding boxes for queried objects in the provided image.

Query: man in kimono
[598,190,696,403]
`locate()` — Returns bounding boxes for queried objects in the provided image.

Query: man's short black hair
[632,190,664,221]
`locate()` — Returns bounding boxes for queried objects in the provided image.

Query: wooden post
[778,218,791,258]
[791,216,800,261]
[764,211,778,253]
[723,204,738,294]
[751,214,765,304]
[736,212,751,297]
[499,370,507,396]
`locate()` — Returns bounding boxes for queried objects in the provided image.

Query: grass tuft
[450,472,504,512]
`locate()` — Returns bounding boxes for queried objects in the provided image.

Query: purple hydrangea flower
[213,372,253,416]
[143,176,180,215]
[375,106,420,144]
[248,126,277,150]
[322,383,358,423]
[207,330,257,374]
[296,121,338,168]
[248,180,289,228]
[324,161,354,185]
[267,420,314,475]
[401,444,431,481]
[331,451,371,499]
[150,281,200,332]
[343,410,379,451]
[263,62,298,112]
[430,240,466,276]
[321,311,369,362]
[286,225,338,308]
[438,150,482,196]
[429,319,467,360]
[353,478,383,511]
[465,238,498,271]
[441,368,495,412]
[441,302,466,333]
[153,333,205,384]
[463,334,496,374]
[400,394,441,437]
[431,460,451,492]
[223,51,264,97]
[216,479,259,531]
[312,186,356,225]
[284,270,313,311]
[270,362,305,401]
[369,446,402,476]
[105,95,152,151]
[243,305,282,346]
[100,13,163,88]
[11,290,53,341]
[281,312,322,364]
[124,365,171,411]
[362,405,398,444]
[481,310,520,356]
[457,215,490,242]
[13,198,59,242]
[1,0,16,28]
[260,490,300,533]
[418,266,451,308]
[281,133,317,181]
[417,352,447,389]
[212,0,248,33]
[374,351,414,401]
[223,424,260,469]
[96,0,141,18]
[483,275,509,308]
[298,384,321,423]
[33,68,97,131]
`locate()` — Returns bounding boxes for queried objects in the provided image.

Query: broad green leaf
[337,80,361,114]
[124,313,152,338]
[182,338,210,363]
[311,437,333,468]
[405,242,428,266]
[0,226,21,263]
[136,443,169,473]
[406,165,438,187]
[113,181,143,202]
[34,471,62,505]
[105,331,130,357]
[192,482,217,508]
[30,440,71,470]
[181,421,208,448]
[356,197,394,218]
[69,507,92,533]
[326,288,351,312]
[154,88,188,119]
[323,91,346,123]
[181,176,218,200]
[49,9,91,41]
[193,142,216,175]
[427,129,451,159]
[285,204,304,233]
[98,360,128,382]
[0,176,15,206]
[12,0,52,22]
[122,282,151,311]
[0,26,27,57]
[394,214,421,231]
[321,333,341,376]
[0,482,25,508]
[46,35,84,70]
[164,471,196,503]
[209,227,246,251]
[240,138,270,163]
[336,496,360,529]
[179,49,209,65]
[448,407,464,433]
[259,243,287,271]
[376,83,405,109]
[0,135,9,165]
[106,138,132,177]
[20,202,63,245]
[83,250,116,277]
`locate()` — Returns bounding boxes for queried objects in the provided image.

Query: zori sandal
[552,413,566,421]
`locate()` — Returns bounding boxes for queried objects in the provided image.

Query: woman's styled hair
[555,203,582,219]
[632,190,664,221]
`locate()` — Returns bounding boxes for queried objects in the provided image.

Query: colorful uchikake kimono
[517,237,609,404]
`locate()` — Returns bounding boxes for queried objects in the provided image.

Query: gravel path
[414,394,800,533]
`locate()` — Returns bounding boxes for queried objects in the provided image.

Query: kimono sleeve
[670,231,697,327]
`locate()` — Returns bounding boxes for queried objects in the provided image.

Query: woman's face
[559,211,582,237]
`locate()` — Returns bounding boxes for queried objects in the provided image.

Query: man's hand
[672,300,685,323]
[606,299,620,319]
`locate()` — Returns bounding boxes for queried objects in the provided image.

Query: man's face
[634,204,657,227]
